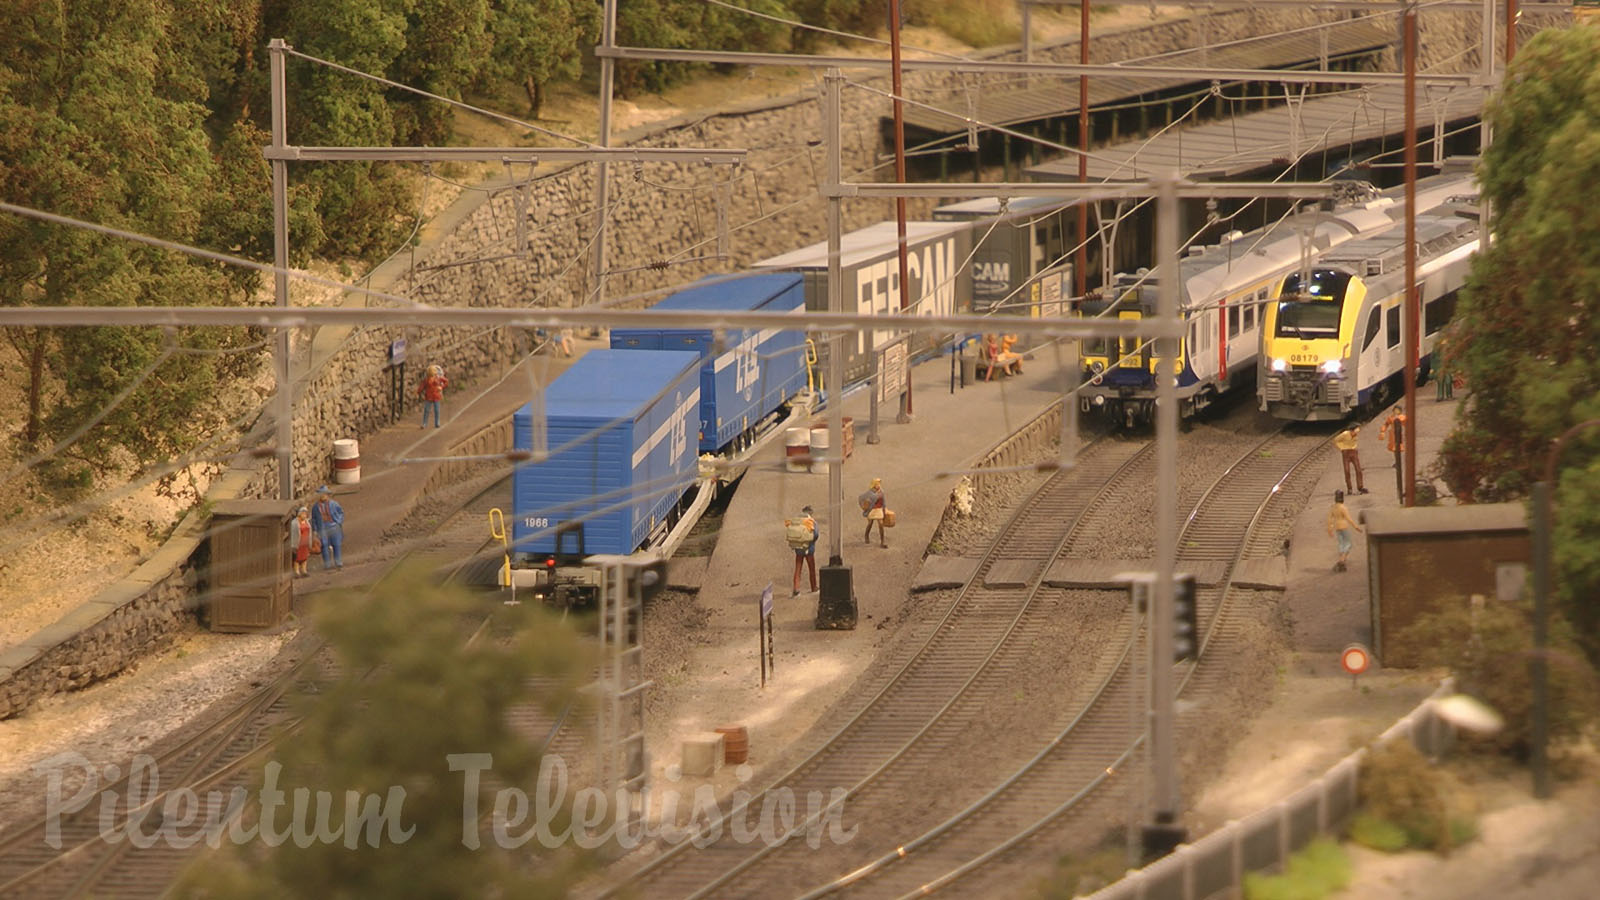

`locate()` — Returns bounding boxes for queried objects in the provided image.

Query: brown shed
[1364,503,1530,667]
[207,499,295,633]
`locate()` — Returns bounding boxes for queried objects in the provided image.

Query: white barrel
[333,438,361,484]
[809,425,830,474]
[784,427,810,473]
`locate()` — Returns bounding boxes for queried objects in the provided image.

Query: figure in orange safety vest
[1379,407,1408,503]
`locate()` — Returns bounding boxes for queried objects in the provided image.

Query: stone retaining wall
[0,467,257,719]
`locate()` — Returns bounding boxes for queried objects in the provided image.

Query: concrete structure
[1364,502,1530,666]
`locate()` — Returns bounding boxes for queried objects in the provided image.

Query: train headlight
[1090,360,1105,374]
[1092,394,1105,407]
[1270,358,1288,373]
[1320,359,1343,375]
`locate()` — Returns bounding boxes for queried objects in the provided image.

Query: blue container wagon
[511,350,703,567]
[610,273,809,452]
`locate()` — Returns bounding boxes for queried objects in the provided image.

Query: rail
[0,472,550,899]
[604,436,1153,897]
[796,428,1329,898]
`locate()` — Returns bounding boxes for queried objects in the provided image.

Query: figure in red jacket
[418,365,449,428]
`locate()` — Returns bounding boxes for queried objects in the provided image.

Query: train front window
[1276,269,1349,339]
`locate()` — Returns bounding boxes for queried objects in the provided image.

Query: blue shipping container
[611,273,808,452]
[511,350,703,558]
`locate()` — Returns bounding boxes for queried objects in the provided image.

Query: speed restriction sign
[1341,642,1372,688]
[1341,643,1371,675]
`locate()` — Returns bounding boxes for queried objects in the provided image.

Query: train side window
[1228,303,1241,338]
[1425,291,1458,335]
[1362,307,1382,351]
[1385,305,1401,349]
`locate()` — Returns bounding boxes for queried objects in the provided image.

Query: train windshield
[1275,269,1350,338]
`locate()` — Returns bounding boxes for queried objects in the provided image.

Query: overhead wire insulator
[965,77,979,151]
[715,179,731,260]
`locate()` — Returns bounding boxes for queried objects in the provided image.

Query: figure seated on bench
[979,333,1024,380]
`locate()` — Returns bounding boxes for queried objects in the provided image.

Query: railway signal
[1172,573,1198,663]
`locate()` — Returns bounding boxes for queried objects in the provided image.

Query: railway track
[0,470,566,899]
[604,435,1161,898]
[793,428,1332,899]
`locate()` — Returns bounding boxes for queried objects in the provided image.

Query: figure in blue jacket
[310,485,346,570]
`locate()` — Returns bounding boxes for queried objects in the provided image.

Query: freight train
[500,199,1079,604]
[505,273,807,605]
[1076,167,1476,429]
[1258,191,1479,421]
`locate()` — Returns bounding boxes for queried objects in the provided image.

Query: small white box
[681,732,727,777]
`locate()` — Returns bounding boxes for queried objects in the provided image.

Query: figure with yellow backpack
[786,505,818,596]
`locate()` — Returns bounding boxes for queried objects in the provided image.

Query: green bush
[1400,593,1599,760]
[1357,742,1476,854]
[1243,838,1350,900]
[1347,812,1409,853]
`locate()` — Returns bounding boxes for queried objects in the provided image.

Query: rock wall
[0,466,256,719]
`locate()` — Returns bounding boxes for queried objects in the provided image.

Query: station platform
[295,334,606,592]
[312,330,1473,836]
[692,349,1065,615]
[1282,388,1464,657]
[1193,385,1472,831]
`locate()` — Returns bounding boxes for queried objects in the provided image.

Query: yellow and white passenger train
[1078,167,1475,428]
[1258,189,1479,421]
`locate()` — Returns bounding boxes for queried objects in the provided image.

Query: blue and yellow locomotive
[1259,192,1479,421]
[1079,171,1477,428]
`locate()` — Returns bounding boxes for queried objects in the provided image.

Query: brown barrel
[715,726,749,764]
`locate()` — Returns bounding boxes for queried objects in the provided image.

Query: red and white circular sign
[1341,643,1372,676]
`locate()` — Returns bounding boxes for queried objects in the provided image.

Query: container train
[500,201,1081,604]
[507,273,807,605]
[1076,168,1476,429]
[1258,192,1479,421]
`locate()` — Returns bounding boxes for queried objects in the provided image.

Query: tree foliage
[480,1,599,119]
[182,570,594,896]
[0,0,972,488]
[1440,27,1600,654]
[0,0,262,476]
[1401,591,1597,761]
